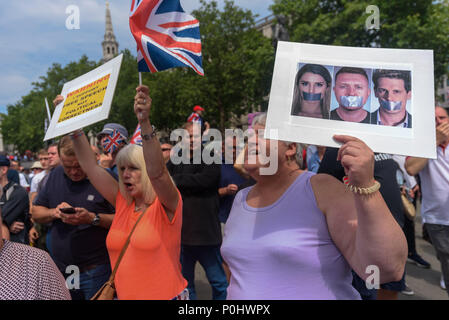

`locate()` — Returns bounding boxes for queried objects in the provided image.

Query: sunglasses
[161,148,172,152]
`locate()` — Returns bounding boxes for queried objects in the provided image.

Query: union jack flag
[129,0,203,75]
[102,130,126,154]
[130,124,143,146]
[187,112,200,123]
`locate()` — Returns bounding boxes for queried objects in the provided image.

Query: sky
[0,0,273,114]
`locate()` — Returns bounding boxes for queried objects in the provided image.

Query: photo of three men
[291,63,412,129]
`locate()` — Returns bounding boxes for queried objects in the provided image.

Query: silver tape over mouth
[302,92,322,101]
[379,99,402,111]
[340,96,364,108]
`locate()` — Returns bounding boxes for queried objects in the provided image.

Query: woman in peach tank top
[70,85,187,299]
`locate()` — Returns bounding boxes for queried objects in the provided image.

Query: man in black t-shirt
[318,147,406,300]
[330,67,372,124]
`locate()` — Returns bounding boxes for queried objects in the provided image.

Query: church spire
[102,1,119,62]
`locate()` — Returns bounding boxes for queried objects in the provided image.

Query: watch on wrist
[91,213,100,226]
[142,125,157,141]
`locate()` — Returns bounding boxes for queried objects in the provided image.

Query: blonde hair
[115,144,156,206]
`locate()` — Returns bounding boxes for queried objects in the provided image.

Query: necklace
[134,203,148,212]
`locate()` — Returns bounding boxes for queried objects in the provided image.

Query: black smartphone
[60,207,76,214]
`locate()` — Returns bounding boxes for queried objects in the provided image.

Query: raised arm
[406,122,449,176]
[134,85,179,219]
[70,130,118,207]
[312,135,407,284]
[405,157,429,176]
[51,94,118,205]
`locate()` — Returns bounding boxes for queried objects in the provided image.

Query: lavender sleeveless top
[221,171,360,300]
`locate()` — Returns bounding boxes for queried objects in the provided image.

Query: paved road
[193,213,448,300]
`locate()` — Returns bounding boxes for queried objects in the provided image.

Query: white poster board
[265,42,436,159]
[44,54,123,141]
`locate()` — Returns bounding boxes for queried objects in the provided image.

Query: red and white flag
[130,124,142,146]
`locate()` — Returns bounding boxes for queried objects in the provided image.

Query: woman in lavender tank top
[220,113,407,300]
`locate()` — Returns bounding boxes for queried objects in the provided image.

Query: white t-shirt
[30,170,47,193]
[18,173,29,189]
[419,146,449,226]
[393,155,417,189]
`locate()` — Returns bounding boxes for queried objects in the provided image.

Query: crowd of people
[0,83,448,300]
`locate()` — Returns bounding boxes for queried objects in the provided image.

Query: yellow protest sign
[58,74,111,123]
[44,53,123,141]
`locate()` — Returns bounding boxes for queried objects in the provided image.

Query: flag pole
[138,72,143,119]
[44,97,52,122]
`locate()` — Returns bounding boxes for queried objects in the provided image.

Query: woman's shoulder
[115,190,126,207]
[114,190,135,217]
[310,173,346,199]
[235,183,254,201]
[310,173,350,213]
[310,172,341,186]
[151,191,183,225]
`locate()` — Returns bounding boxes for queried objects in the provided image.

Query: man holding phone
[32,135,115,300]
[60,207,76,214]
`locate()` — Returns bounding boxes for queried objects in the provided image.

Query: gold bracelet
[342,176,381,195]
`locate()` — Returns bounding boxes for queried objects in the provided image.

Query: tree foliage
[271,0,449,84]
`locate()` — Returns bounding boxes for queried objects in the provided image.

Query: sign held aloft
[44,54,123,141]
[265,42,435,159]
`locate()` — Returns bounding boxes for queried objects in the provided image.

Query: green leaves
[191,0,274,131]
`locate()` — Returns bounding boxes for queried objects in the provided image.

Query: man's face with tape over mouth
[334,72,371,111]
[375,77,410,114]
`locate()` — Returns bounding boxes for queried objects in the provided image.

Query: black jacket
[370,111,412,128]
[167,160,222,246]
[0,181,30,243]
